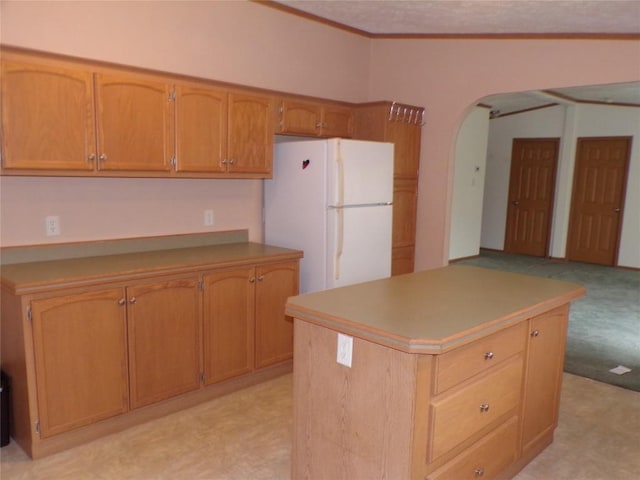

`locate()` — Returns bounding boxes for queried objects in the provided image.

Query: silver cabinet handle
[531,329,540,337]
[88,154,96,163]
[484,352,494,360]
[99,154,107,162]
[129,297,137,304]
[118,298,126,306]
[613,208,621,212]
[480,403,490,413]
[257,275,264,282]
[221,159,228,165]
[249,277,256,283]
[228,159,236,165]
[475,468,485,477]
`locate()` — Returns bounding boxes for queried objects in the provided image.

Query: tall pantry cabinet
[353,102,424,275]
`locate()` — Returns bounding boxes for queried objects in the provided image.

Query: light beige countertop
[285,265,585,354]
[1,242,302,294]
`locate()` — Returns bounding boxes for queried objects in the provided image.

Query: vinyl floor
[2,372,639,480]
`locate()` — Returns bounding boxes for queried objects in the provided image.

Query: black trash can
[1,370,9,447]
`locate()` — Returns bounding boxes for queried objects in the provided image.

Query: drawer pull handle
[531,329,540,337]
[475,467,485,477]
[129,297,137,304]
[484,351,494,360]
[480,403,490,413]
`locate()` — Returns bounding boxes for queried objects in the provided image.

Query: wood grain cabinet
[254,261,299,368]
[174,86,274,176]
[202,267,256,384]
[353,101,424,275]
[0,59,97,171]
[0,242,301,458]
[30,288,129,438]
[291,290,578,480]
[95,73,174,173]
[1,49,274,178]
[277,99,353,138]
[126,277,201,409]
[202,260,299,383]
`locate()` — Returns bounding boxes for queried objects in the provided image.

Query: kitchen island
[286,265,585,480]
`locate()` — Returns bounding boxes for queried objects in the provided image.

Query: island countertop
[285,265,585,354]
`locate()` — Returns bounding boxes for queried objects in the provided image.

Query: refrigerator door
[327,139,394,207]
[264,139,328,294]
[326,204,392,289]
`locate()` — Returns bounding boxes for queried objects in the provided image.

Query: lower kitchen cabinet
[254,261,299,369]
[202,267,255,385]
[127,277,201,409]
[521,305,568,454]
[0,241,302,458]
[30,288,129,438]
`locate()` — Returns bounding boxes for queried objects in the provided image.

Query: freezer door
[326,204,392,289]
[327,139,394,206]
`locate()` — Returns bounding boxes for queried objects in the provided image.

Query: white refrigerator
[264,138,394,294]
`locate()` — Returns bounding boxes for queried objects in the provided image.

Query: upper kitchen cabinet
[277,98,353,138]
[0,58,96,171]
[94,73,174,173]
[174,84,227,174]
[226,92,274,176]
[174,86,274,177]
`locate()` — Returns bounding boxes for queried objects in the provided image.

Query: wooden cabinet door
[202,268,255,385]
[521,305,569,453]
[279,100,322,136]
[127,277,200,409]
[1,60,96,171]
[322,105,353,138]
[393,178,418,248]
[255,261,299,368]
[95,73,174,172]
[387,120,421,179]
[30,288,128,438]
[175,85,227,173]
[227,93,273,175]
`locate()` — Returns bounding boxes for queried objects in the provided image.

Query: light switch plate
[337,333,353,368]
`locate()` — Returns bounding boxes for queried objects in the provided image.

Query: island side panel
[293,319,419,479]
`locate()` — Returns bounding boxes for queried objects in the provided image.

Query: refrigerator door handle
[334,207,344,281]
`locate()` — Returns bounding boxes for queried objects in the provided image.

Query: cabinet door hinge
[27,305,32,321]
[35,420,40,435]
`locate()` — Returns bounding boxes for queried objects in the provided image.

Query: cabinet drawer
[435,322,526,394]
[427,416,519,480]
[429,356,523,462]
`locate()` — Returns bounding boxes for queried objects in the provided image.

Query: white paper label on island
[337,333,353,368]
[609,365,632,375]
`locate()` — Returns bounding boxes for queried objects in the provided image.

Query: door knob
[512,201,520,206]
[613,208,621,212]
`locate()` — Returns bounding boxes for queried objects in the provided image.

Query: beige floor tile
[1,373,638,479]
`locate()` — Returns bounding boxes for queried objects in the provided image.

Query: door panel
[127,278,201,409]
[505,139,559,257]
[327,205,392,288]
[567,137,630,265]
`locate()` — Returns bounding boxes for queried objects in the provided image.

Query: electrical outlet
[337,333,353,368]
[45,216,61,236]
[203,209,214,227]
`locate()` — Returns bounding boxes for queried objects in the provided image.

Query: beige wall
[1,1,639,268]
[368,39,640,268]
[0,0,370,246]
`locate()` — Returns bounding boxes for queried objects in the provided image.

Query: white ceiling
[272,0,640,115]
[274,0,640,35]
